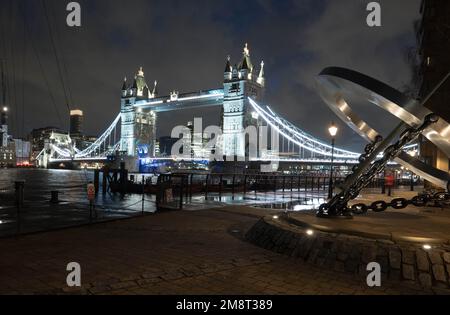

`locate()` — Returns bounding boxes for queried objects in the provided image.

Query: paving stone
[443,252,450,264]
[344,259,359,274]
[377,256,389,273]
[333,261,345,273]
[419,273,433,288]
[4,206,450,295]
[388,269,401,281]
[401,249,415,265]
[428,251,444,265]
[337,252,348,262]
[402,264,415,281]
[307,248,320,264]
[362,246,377,263]
[88,286,110,294]
[137,278,161,286]
[416,250,430,272]
[432,265,447,283]
[109,281,138,290]
[389,249,402,269]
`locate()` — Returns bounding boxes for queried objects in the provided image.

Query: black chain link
[351,192,450,215]
[318,113,442,217]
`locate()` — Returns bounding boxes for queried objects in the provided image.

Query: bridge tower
[222,44,265,159]
[120,67,157,157]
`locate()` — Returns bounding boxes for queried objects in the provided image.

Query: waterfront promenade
[0,201,438,295]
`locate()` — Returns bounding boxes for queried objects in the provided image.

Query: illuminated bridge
[39,44,419,171]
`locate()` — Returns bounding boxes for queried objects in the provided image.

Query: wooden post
[219,174,223,201]
[190,174,194,200]
[94,169,100,195]
[102,170,107,195]
[232,174,236,200]
[205,174,210,201]
[179,175,184,210]
[243,175,248,198]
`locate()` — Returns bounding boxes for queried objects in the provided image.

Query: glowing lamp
[328,123,338,138]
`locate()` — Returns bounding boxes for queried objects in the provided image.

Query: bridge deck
[134,89,224,112]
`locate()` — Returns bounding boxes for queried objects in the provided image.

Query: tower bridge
[40,44,420,176]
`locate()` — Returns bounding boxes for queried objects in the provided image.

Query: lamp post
[328,122,338,199]
[252,111,260,159]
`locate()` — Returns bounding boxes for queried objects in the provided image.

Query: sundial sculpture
[315,67,450,218]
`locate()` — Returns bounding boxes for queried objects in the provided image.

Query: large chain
[351,191,450,214]
[318,113,441,217]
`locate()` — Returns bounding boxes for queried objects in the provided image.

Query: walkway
[0,206,429,295]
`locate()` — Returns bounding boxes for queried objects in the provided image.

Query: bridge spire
[239,43,253,72]
[151,80,158,98]
[224,55,232,73]
[121,77,128,97]
[257,61,265,86]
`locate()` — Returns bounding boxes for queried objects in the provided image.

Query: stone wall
[245,216,450,292]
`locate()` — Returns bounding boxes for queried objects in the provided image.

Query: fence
[0,179,156,238]
[0,172,423,238]
[152,172,421,207]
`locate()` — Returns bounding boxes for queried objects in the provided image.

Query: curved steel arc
[316,67,450,188]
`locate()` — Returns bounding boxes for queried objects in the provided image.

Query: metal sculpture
[315,67,450,218]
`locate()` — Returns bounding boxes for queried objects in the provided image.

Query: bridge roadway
[134,89,224,112]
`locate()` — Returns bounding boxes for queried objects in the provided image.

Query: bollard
[120,162,127,196]
[102,170,107,195]
[219,175,223,201]
[205,174,210,201]
[179,176,184,210]
[189,174,194,200]
[15,181,25,234]
[15,181,25,207]
[50,191,59,204]
[243,175,248,198]
[94,169,100,195]
[232,175,236,200]
[142,175,145,215]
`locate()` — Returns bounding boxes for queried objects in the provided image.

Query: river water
[0,168,151,208]
[0,168,328,237]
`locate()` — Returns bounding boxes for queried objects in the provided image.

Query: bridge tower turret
[120,67,157,159]
[222,43,265,159]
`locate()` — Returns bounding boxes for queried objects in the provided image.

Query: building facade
[416,0,450,182]
[29,126,66,160]
[70,109,83,137]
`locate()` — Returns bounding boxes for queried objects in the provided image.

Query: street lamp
[328,122,338,199]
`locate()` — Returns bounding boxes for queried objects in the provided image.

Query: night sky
[0,0,421,152]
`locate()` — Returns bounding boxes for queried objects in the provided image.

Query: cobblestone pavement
[0,207,432,295]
